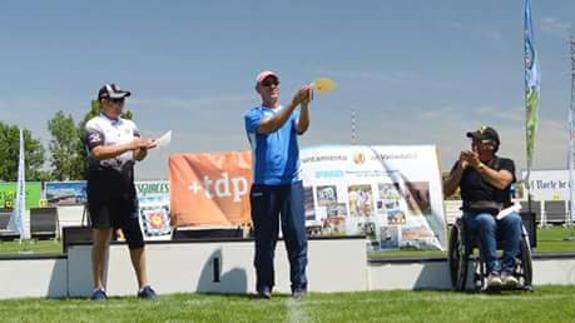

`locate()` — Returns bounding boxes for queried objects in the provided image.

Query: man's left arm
[134,146,148,161]
[473,159,514,190]
[297,103,310,134]
[296,89,311,134]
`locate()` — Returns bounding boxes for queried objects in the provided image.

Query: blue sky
[0,1,572,179]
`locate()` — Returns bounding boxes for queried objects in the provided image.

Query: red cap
[255,70,278,85]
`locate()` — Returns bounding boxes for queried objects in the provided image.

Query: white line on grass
[286,298,309,323]
[278,293,573,307]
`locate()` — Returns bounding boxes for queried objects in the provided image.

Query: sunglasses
[472,139,496,147]
[261,79,280,87]
[479,139,496,145]
[107,98,125,105]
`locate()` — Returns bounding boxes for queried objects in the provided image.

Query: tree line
[0,102,132,182]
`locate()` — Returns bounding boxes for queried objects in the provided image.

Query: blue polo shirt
[244,105,302,185]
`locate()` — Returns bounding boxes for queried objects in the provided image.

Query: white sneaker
[487,273,502,288]
[501,272,519,288]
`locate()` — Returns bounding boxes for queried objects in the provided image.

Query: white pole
[569,37,575,228]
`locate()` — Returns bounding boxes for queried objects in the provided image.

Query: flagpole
[523,0,532,218]
[566,36,575,240]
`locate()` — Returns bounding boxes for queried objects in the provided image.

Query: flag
[7,128,30,239]
[524,0,540,183]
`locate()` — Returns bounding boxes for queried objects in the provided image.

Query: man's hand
[457,151,471,169]
[462,150,481,169]
[133,138,156,161]
[132,138,157,151]
[301,87,312,105]
[291,86,312,106]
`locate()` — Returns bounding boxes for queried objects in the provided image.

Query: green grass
[534,226,575,253]
[0,239,62,255]
[0,227,574,257]
[0,285,573,322]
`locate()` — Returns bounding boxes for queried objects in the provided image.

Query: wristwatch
[477,163,486,171]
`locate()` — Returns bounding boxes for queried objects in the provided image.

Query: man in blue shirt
[244,70,312,299]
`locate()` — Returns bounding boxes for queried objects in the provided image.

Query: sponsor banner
[168,146,446,251]
[300,145,447,251]
[135,180,171,239]
[45,181,87,206]
[0,182,42,210]
[169,151,252,227]
[522,170,569,201]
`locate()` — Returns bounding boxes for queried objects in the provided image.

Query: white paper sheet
[496,202,522,220]
[155,130,172,148]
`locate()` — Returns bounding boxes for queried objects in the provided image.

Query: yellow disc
[313,78,337,94]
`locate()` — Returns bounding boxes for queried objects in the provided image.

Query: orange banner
[169,151,253,227]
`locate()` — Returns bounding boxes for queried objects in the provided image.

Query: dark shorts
[88,195,144,249]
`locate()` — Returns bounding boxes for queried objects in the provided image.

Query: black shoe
[91,288,107,301]
[137,286,157,299]
[257,286,272,299]
[292,288,307,299]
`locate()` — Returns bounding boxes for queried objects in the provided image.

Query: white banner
[522,170,569,201]
[300,145,446,251]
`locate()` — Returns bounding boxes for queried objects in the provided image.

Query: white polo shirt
[85,113,140,173]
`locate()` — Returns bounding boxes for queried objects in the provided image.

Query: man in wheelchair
[444,126,523,289]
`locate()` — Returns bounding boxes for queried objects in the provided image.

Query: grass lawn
[0,239,62,255]
[0,227,574,257]
[0,285,573,322]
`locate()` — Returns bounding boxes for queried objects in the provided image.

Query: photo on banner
[45,181,87,206]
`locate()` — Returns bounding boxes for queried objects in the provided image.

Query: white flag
[8,128,29,239]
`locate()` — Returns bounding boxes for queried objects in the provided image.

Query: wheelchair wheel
[475,247,488,291]
[518,231,533,290]
[448,222,468,291]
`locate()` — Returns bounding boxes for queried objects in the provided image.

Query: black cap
[98,83,131,100]
[466,126,500,145]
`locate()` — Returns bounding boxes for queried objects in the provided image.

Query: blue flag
[524,0,540,182]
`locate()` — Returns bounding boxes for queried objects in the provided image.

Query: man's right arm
[443,159,465,197]
[256,102,298,134]
[256,86,310,134]
[85,125,153,161]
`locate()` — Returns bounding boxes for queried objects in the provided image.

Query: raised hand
[461,150,481,169]
[458,151,469,169]
[292,86,312,106]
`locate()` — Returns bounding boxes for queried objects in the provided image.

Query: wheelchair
[448,211,534,292]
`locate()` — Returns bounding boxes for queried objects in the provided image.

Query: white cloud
[324,103,568,173]
[541,16,571,39]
